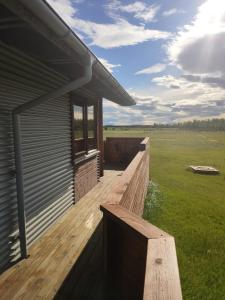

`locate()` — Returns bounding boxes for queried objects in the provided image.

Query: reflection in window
[73,105,84,139]
[72,102,97,156]
[87,105,95,138]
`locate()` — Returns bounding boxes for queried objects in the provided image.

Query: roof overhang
[0,0,135,106]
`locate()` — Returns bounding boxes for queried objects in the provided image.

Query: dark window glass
[73,105,85,154]
[73,105,84,139]
[87,105,95,138]
[72,102,97,156]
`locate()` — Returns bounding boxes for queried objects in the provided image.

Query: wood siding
[74,155,99,202]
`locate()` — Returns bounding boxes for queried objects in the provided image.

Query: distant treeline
[104,118,225,131]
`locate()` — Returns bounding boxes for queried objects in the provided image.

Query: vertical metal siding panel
[0,43,74,271]
[22,97,74,246]
[0,110,19,271]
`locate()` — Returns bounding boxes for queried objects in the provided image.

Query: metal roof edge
[15,0,136,106]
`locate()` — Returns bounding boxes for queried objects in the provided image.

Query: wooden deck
[0,168,123,300]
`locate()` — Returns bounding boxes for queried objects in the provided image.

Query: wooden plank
[101,204,169,240]
[143,237,183,300]
[140,137,150,151]
[188,165,219,174]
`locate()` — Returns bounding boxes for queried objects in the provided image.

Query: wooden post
[102,210,149,300]
[97,98,104,176]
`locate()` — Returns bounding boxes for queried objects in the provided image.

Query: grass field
[104,129,225,300]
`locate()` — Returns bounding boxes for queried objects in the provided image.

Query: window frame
[71,99,97,160]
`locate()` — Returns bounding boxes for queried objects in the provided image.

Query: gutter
[13,53,95,259]
[18,0,89,64]
[2,0,135,106]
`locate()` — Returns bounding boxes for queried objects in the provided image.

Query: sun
[195,0,225,36]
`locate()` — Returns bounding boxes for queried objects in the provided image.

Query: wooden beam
[101,204,169,240]
[143,237,183,300]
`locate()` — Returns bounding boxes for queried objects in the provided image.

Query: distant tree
[103,118,225,131]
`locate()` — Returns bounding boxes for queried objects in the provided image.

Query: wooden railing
[101,137,182,299]
[104,137,144,165]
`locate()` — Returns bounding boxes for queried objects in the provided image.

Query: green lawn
[104,129,225,300]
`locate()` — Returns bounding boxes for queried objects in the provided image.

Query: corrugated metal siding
[0,109,19,271]
[22,99,74,245]
[0,43,74,271]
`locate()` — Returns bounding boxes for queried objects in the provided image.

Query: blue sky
[47,0,225,124]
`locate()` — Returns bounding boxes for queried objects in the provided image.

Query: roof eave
[13,0,135,106]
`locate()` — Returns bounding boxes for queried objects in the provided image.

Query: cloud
[98,58,121,72]
[182,74,225,89]
[171,102,225,119]
[162,8,185,17]
[148,74,225,122]
[72,18,171,48]
[152,74,225,94]
[152,0,225,123]
[168,0,225,76]
[107,71,225,125]
[103,84,225,124]
[47,0,171,48]
[103,97,171,125]
[47,0,77,26]
[135,63,166,75]
[106,1,160,23]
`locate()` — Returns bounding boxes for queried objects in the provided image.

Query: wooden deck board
[0,169,122,300]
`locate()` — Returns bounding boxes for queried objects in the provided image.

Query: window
[72,102,96,157]
[74,105,84,139]
[87,106,94,138]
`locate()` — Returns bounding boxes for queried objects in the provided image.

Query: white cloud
[72,18,171,48]
[138,0,225,124]
[162,8,185,17]
[106,1,160,23]
[47,0,77,27]
[47,0,171,48]
[104,78,225,124]
[98,58,121,72]
[168,0,225,76]
[152,75,225,106]
[136,63,166,75]
[152,74,225,95]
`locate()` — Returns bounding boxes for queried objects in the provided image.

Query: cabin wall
[0,43,75,271]
[74,154,100,202]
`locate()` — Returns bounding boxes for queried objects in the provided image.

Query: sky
[46,0,225,125]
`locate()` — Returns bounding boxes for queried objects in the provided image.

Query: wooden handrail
[144,236,182,300]
[101,203,169,240]
[101,203,183,299]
